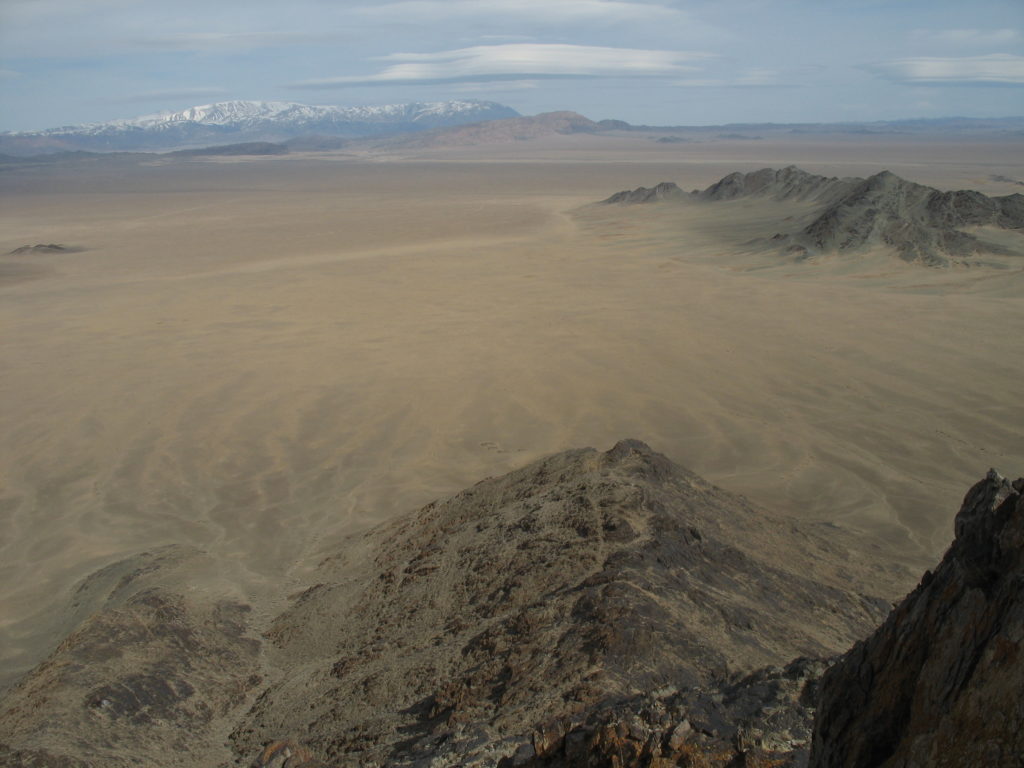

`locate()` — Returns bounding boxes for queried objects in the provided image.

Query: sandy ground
[1,134,1022,690]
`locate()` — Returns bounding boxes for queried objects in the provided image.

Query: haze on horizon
[1,0,1022,133]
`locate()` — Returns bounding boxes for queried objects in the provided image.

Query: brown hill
[374,111,604,148]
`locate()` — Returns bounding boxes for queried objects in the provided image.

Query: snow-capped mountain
[0,100,520,154]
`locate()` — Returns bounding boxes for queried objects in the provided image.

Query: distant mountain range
[3,101,1021,157]
[0,100,520,155]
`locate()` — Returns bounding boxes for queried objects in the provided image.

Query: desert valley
[1,108,1023,766]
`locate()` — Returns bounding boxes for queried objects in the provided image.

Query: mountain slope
[0,100,519,154]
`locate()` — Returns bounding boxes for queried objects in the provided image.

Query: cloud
[136,31,342,52]
[869,54,1024,85]
[101,87,230,104]
[354,0,682,25]
[672,68,798,89]
[911,28,1019,46]
[290,43,711,88]
[0,69,22,79]
[452,79,541,93]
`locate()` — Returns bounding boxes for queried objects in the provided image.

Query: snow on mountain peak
[2,99,521,151]
[39,99,517,135]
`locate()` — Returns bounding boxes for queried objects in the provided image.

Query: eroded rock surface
[809,471,1024,768]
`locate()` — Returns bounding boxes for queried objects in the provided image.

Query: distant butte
[6,243,82,255]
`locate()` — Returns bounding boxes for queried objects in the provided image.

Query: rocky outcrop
[809,471,1024,768]
[232,440,896,767]
[497,656,829,767]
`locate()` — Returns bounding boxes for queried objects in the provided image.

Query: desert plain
[1,131,1023,692]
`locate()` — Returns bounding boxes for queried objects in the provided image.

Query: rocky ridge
[603,166,1024,266]
[2,442,1019,767]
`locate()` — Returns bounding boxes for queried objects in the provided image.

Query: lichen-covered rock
[809,471,1024,768]
[499,656,829,767]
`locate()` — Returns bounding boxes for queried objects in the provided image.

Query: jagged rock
[231,440,898,767]
[500,656,830,767]
[252,740,327,768]
[0,546,262,767]
[809,471,1024,768]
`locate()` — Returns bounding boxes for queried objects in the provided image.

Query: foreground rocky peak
[232,439,894,766]
[601,166,1024,266]
[809,470,1024,768]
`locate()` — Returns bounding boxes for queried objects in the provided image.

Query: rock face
[232,440,895,767]
[601,166,1024,266]
[809,471,1024,768]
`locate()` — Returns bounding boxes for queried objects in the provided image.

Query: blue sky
[0,0,1021,131]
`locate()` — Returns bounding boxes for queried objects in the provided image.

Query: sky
[0,0,1022,131]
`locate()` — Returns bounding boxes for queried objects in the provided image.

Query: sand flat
[1,139,1022,689]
